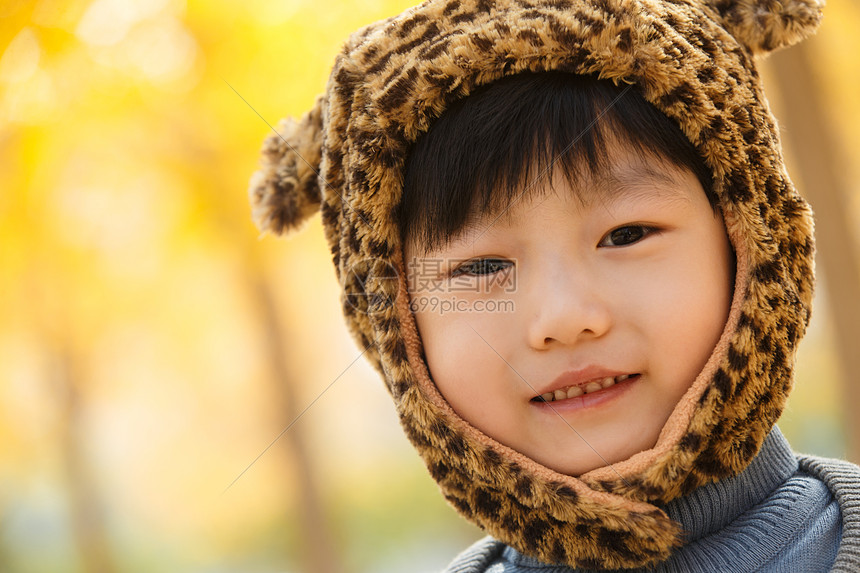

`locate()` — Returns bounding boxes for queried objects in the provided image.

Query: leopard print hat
[249,0,821,568]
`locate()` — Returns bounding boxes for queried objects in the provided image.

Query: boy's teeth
[566,385,583,398]
[536,374,634,402]
[584,381,602,393]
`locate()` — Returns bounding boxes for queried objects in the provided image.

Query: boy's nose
[525,268,613,350]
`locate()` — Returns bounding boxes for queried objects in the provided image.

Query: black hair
[399,72,716,250]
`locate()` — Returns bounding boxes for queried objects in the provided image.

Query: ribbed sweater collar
[494,427,802,571]
[660,426,798,542]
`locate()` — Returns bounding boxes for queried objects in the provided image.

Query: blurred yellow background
[1,1,858,572]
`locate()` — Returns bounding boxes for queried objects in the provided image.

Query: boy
[248,0,860,570]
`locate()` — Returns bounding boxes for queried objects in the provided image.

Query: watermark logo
[406,258,517,294]
[406,257,517,315]
[344,257,519,316]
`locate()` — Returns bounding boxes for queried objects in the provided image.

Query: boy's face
[405,145,734,476]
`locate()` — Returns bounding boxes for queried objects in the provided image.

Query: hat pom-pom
[249,95,325,235]
[713,0,824,55]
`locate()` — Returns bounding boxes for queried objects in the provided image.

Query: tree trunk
[55,343,118,573]
[246,258,343,573]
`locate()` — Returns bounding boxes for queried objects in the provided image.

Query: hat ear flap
[249,95,325,235]
[709,0,823,55]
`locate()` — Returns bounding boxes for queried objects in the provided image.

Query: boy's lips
[530,368,639,403]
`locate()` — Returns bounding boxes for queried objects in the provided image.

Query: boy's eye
[599,225,655,247]
[451,258,512,277]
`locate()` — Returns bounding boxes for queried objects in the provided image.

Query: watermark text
[408,296,515,315]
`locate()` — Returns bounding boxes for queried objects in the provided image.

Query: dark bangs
[399,72,715,251]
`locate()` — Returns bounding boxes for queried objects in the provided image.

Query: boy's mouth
[530,374,638,403]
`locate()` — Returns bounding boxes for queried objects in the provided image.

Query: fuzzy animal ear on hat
[708,0,823,55]
[249,0,822,568]
[249,95,325,235]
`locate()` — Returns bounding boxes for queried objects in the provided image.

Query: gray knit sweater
[444,428,860,572]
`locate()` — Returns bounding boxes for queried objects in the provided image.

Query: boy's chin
[534,434,661,477]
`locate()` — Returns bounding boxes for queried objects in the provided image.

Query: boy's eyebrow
[587,161,695,207]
